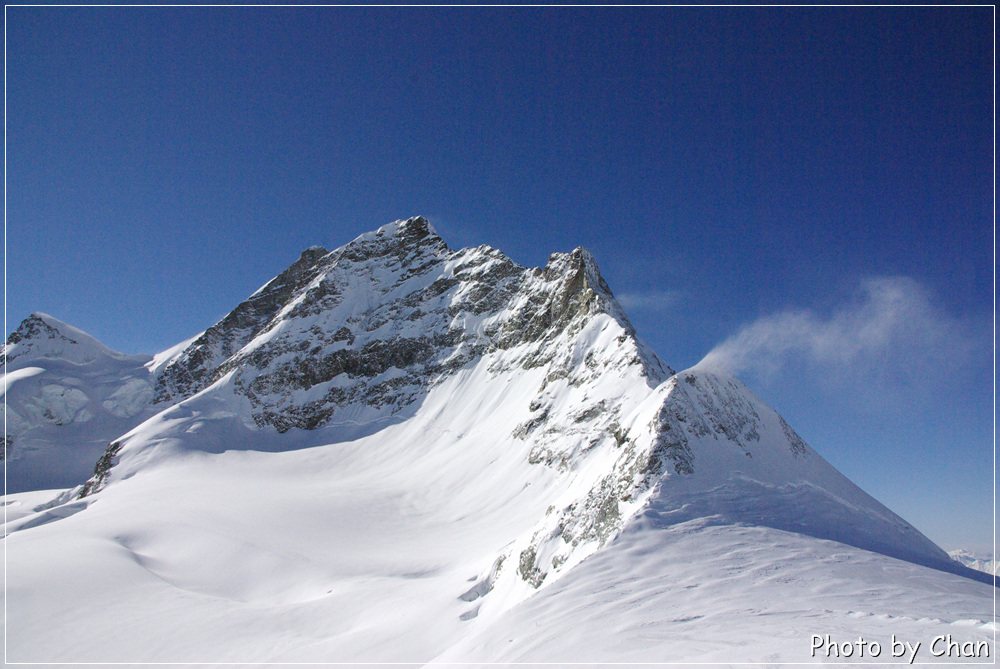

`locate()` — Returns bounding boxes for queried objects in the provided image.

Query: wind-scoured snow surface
[3,218,994,664]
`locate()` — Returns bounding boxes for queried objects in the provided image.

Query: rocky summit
[2,217,991,664]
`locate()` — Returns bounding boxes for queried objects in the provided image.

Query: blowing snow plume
[698,276,980,390]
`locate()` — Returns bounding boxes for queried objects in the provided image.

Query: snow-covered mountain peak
[146,218,669,435]
[949,549,999,576]
[9,223,963,594]
[371,214,440,242]
[66,219,965,602]
[538,246,644,343]
[3,313,137,366]
[340,215,446,261]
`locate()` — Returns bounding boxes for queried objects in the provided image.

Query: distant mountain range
[3,217,993,663]
[950,549,999,576]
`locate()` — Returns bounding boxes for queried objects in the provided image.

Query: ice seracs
[2,217,992,664]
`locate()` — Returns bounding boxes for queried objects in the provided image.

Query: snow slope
[3,218,993,664]
[6,364,992,664]
[436,516,995,664]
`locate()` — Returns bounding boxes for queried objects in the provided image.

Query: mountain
[2,313,158,492]
[3,217,993,664]
[950,550,1000,576]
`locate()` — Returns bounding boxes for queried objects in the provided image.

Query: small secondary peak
[4,313,134,365]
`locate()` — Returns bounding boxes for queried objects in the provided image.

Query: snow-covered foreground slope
[3,218,993,664]
[5,443,994,666]
[4,366,554,662]
[437,515,995,665]
[5,364,991,664]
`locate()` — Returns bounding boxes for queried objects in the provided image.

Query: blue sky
[5,6,994,552]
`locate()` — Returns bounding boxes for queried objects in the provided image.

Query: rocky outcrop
[77,441,122,497]
[153,245,331,403]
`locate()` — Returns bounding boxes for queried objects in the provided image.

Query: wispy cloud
[698,276,982,392]
[615,289,683,313]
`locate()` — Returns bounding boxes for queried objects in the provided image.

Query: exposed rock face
[153,245,331,403]
[76,441,122,497]
[506,367,821,591]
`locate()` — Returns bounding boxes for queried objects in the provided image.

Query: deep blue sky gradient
[5,6,994,552]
